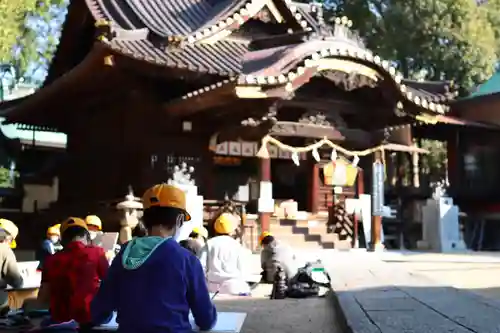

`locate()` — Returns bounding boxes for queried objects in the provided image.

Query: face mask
[89,231,98,240]
[50,236,59,244]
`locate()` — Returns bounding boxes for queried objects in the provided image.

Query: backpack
[286,261,331,299]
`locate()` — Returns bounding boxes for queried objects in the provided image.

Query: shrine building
[1,0,491,249]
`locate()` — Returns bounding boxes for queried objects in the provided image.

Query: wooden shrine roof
[87,0,308,42]
[109,38,248,76]
[85,0,455,107]
[2,0,460,128]
[166,36,456,116]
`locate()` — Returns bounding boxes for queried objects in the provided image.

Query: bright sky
[0,119,67,145]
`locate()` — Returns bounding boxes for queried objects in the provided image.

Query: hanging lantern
[312,148,320,162]
[323,162,335,185]
[291,152,300,166]
[345,164,359,186]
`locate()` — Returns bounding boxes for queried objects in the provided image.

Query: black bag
[286,261,331,299]
[286,281,320,298]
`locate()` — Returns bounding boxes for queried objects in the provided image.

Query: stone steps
[242,216,352,251]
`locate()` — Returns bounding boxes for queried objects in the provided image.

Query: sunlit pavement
[378,250,500,302]
[325,250,500,333]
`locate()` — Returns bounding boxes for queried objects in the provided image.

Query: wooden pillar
[370,150,383,251]
[259,156,271,233]
[353,169,364,248]
[310,163,320,214]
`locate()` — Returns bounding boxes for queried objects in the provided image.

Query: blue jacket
[91,237,217,333]
[36,239,55,270]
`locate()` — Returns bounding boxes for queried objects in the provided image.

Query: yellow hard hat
[0,219,18,248]
[192,226,208,238]
[47,224,61,236]
[60,217,88,235]
[85,215,102,230]
[142,184,191,221]
[214,213,237,234]
[259,231,272,245]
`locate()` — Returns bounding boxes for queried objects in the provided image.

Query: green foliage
[419,140,447,184]
[0,166,18,188]
[481,0,500,60]
[0,0,37,66]
[306,0,497,91]
[0,0,67,84]
[14,0,68,83]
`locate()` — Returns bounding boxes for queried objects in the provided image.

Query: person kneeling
[91,184,217,332]
[37,217,109,327]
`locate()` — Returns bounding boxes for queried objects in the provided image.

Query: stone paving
[212,251,342,333]
[327,251,500,333]
[215,295,342,333]
[380,251,500,302]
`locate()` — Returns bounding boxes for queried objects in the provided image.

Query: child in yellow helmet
[199,213,251,295]
[259,232,299,283]
[91,184,217,332]
[36,224,63,270]
[186,226,208,256]
[85,215,103,243]
[0,218,22,315]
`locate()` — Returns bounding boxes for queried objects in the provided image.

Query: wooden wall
[58,85,211,205]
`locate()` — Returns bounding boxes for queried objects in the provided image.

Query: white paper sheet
[95,311,247,332]
[6,261,41,290]
[100,233,119,252]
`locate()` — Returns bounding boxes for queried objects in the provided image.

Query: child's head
[142,184,191,238]
[259,232,276,249]
[213,213,238,236]
[189,226,208,240]
[143,206,185,237]
[60,217,91,247]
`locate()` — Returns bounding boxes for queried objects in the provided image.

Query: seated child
[0,219,23,316]
[179,238,202,256]
[260,232,299,283]
[199,213,251,295]
[131,220,147,238]
[37,217,109,326]
[91,184,217,332]
[186,226,208,257]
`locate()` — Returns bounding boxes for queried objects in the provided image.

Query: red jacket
[42,241,109,324]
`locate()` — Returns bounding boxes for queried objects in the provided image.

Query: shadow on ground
[333,285,500,333]
[214,292,343,333]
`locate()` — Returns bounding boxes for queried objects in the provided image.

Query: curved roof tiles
[85,0,455,112]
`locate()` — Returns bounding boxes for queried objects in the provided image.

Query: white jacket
[199,235,250,295]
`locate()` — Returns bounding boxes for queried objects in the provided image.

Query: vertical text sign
[372,161,385,216]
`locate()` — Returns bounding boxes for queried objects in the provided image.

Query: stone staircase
[243,215,352,251]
